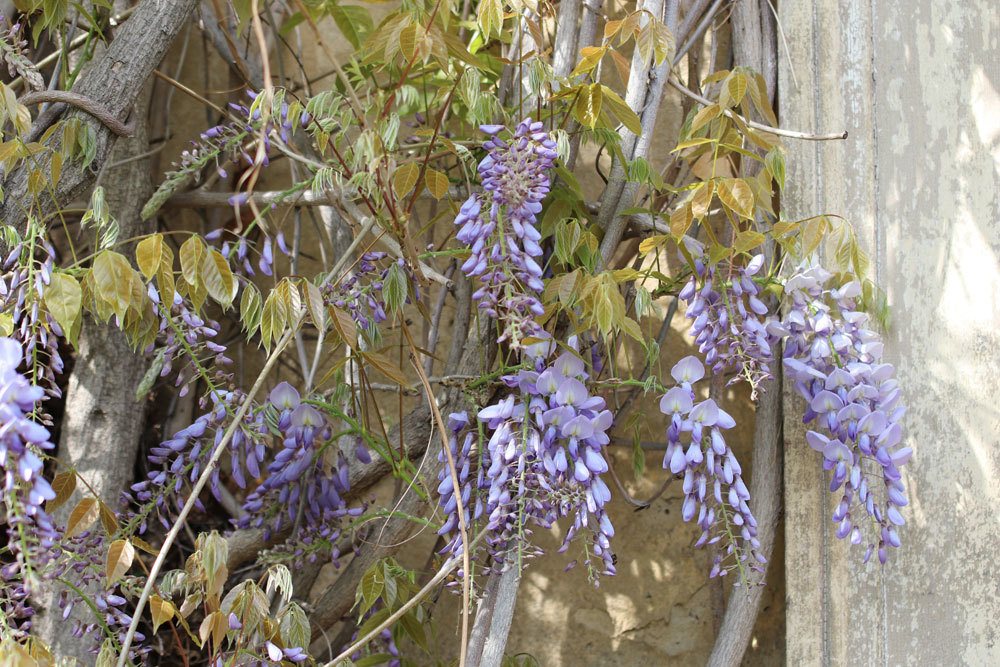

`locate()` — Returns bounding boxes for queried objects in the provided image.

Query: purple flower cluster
[146,284,232,396]
[0,337,58,573]
[678,238,775,396]
[438,337,616,580]
[130,389,265,531]
[50,530,149,661]
[0,239,65,402]
[239,383,364,546]
[210,227,292,278]
[324,251,391,331]
[659,356,765,580]
[454,120,557,348]
[773,266,909,563]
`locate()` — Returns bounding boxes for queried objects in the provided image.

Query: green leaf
[280,602,310,650]
[765,146,786,191]
[599,85,641,135]
[398,611,428,651]
[240,282,263,334]
[358,563,384,616]
[382,262,408,314]
[44,273,82,345]
[329,3,373,49]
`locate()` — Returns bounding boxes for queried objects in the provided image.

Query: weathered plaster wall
[779,2,1000,664]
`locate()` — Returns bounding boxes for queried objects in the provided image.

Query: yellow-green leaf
[599,85,642,135]
[329,306,359,349]
[179,235,205,289]
[99,501,119,535]
[240,282,262,334]
[716,178,754,219]
[65,497,99,539]
[670,204,694,238]
[47,471,76,512]
[44,273,82,345]
[106,539,135,587]
[361,350,409,385]
[476,0,503,39]
[303,280,325,330]
[91,251,136,323]
[425,168,449,199]
[638,234,670,255]
[734,230,766,254]
[690,104,721,133]
[393,162,420,197]
[570,46,607,78]
[260,288,288,350]
[150,595,175,633]
[574,83,603,129]
[201,249,236,308]
[136,235,163,280]
[690,183,714,219]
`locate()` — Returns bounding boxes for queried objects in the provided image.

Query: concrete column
[779,1,1000,664]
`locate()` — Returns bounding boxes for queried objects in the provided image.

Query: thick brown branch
[0,0,200,235]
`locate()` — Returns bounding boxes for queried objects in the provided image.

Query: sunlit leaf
[151,595,176,634]
[393,162,420,197]
[47,471,76,512]
[106,539,135,587]
[424,167,449,199]
[44,273,82,346]
[65,497,99,539]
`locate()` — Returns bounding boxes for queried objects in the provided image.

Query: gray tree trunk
[35,77,157,664]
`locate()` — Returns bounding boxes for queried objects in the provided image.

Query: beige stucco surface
[780,1,1000,664]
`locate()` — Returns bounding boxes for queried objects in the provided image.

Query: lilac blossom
[659,356,765,581]
[454,119,557,348]
[437,336,616,581]
[129,389,266,531]
[145,284,232,396]
[239,382,364,553]
[0,337,58,575]
[678,237,775,396]
[773,266,909,563]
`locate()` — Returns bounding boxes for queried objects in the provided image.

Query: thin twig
[403,324,471,667]
[667,76,847,140]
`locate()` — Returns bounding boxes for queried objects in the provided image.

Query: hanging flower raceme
[0,337,58,574]
[659,356,765,581]
[129,389,267,531]
[438,337,617,581]
[678,237,776,396]
[773,266,909,563]
[454,119,557,348]
[239,382,364,554]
